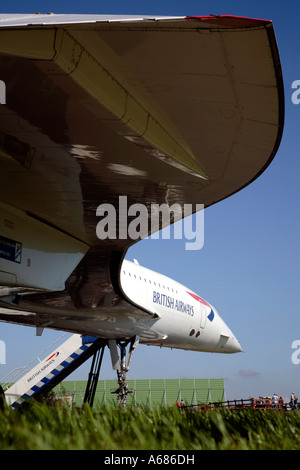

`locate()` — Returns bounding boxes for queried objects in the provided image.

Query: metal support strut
[108,336,139,407]
[83,344,105,407]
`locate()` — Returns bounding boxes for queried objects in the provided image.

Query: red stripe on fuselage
[186,291,210,307]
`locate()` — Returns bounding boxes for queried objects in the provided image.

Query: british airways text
[153,291,194,316]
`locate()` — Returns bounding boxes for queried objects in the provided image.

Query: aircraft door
[200,304,206,329]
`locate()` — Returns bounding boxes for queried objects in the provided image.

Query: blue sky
[0,0,299,402]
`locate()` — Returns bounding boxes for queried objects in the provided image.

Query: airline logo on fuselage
[186,291,215,322]
[46,352,59,361]
[153,290,194,316]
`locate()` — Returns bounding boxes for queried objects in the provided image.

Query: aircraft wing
[0,14,284,334]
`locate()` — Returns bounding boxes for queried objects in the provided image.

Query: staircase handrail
[0,333,68,390]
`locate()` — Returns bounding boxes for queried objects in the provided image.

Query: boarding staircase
[1,334,105,408]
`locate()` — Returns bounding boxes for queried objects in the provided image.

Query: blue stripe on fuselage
[208,309,214,322]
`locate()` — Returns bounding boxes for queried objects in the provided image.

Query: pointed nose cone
[223,335,243,354]
[212,307,242,353]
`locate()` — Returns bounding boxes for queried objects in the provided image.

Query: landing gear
[108,336,140,407]
[83,335,139,408]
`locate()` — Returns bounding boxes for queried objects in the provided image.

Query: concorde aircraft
[0,14,283,400]
[120,258,242,354]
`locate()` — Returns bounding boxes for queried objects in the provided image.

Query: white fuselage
[120,260,242,354]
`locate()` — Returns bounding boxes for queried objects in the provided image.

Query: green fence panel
[54,378,224,409]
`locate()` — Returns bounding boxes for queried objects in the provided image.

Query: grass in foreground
[1,401,300,450]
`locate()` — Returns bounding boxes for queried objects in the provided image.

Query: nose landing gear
[108,336,140,407]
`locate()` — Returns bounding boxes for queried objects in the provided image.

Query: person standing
[272,393,279,408]
[290,392,296,410]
